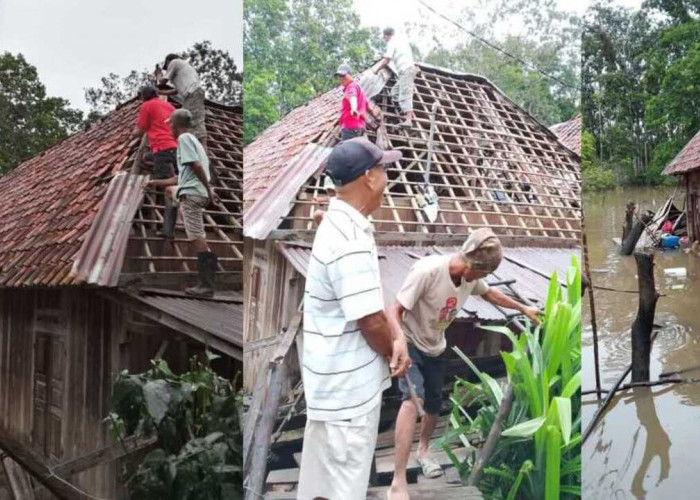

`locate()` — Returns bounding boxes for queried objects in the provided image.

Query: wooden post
[631,252,659,383]
[244,362,284,500]
[244,308,303,500]
[583,232,602,399]
[622,202,635,242]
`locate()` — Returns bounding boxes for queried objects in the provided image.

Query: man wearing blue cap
[297,137,410,499]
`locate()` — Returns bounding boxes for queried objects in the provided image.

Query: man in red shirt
[336,64,381,141]
[135,86,178,238]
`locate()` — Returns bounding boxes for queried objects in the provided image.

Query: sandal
[416,454,443,478]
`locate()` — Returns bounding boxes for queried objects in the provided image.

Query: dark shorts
[340,128,365,142]
[153,149,176,179]
[398,343,446,415]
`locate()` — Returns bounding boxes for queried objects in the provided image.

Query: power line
[416,0,580,91]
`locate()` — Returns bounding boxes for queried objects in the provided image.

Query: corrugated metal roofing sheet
[550,115,581,156]
[243,144,332,239]
[71,172,148,287]
[244,88,340,206]
[664,128,700,175]
[278,243,578,321]
[130,290,243,359]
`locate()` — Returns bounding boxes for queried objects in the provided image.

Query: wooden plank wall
[0,287,239,499]
[686,172,700,242]
[243,239,304,394]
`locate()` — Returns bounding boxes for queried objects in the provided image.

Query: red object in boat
[662,220,673,234]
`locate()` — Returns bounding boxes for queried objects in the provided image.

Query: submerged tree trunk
[631,252,659,383]
[621,213,651,256]
[622,202,635,242]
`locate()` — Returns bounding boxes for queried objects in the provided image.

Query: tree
[109,356,242,500]
[243,0,381,143]
[84,41,242,117]
[410,0,581,126]
[0,52,83,173]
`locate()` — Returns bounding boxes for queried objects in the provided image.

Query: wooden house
[664,130,700,240]
[242,63,581,494]
[0,97,242,498]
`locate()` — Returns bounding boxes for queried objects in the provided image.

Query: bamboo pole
[583,231,602,399]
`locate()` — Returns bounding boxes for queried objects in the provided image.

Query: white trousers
[297,403,381,499]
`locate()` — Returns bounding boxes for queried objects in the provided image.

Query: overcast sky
[0,0,242,111]
[353,0,642,30]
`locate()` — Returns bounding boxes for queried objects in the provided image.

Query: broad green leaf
[143,380,170,424]
[550,397,572,445]
[502,416,546,437]
[562,372,582,398]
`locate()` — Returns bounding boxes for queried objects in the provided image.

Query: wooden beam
[53,436,156,477]
[0,427,86,499]
[244,307,303,500]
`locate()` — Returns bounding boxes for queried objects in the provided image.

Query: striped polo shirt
[302,197,391,422]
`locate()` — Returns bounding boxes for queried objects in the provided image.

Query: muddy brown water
[582,186,700,499]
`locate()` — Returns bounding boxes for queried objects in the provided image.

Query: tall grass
[437,256,581,499]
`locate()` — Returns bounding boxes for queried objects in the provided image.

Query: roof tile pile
[0,102,140,286]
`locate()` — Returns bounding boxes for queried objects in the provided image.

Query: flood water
[582,186,700,499]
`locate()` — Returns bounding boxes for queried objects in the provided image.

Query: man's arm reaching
[146,175,178,188]
[482,288,540,324]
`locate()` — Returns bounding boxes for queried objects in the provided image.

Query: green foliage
[436,256,582,499]
[109,357,242,500]
[409,0,581,126]
[85,41,242,117]
[243,0,381,143]
[0,52,84,173]
[582,1,700,187]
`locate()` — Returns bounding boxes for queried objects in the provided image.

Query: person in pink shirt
[335,64,381,142]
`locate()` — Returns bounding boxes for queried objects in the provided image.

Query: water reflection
[583,186,700,498]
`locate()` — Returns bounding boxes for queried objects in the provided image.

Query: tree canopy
[581,0,700,188]
[243,0,380,143]
[0,53,83,173]
[85,41,242,117]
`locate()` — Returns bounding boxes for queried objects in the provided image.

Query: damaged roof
[278,242,576,321]
[126,289,243,360]
[550,115,581,156]
[664,128,700,175]
[0,98,242,288]
[244,63,581,247]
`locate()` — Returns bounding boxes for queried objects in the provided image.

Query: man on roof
[145,108,219,298]
[158,54,208,149]
[372,27,418,128]
[135,85,178,238]
[297,137,410,500]
[336,64,382,142]
[388,229,540,498]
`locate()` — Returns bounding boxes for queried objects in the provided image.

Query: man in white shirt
[373,27,418,127]
[297,137,410,499]
[158,54,208,148]
[388,229,540,499]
